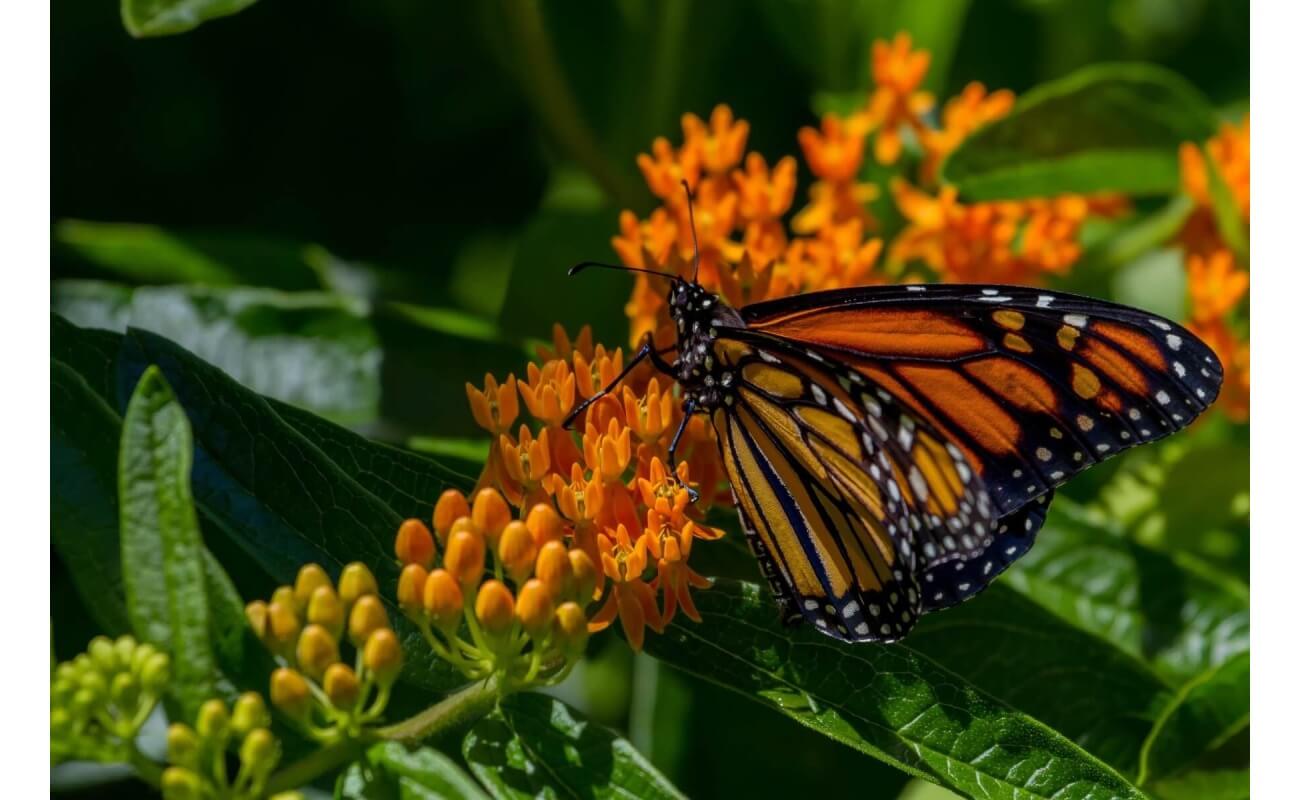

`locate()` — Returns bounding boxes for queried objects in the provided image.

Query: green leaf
[463,693,686,800]
[642,579,1146,799]
[119,366,215,718]
[53,281,379,423]
[337,742,491,800]
[1003,500,1249,685]
[120,0,259,38]
[942,63,1217,199]
[1200,144,1249,260]
[1139,652,1249,786]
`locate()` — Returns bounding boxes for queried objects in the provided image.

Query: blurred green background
[52,1,1248,796]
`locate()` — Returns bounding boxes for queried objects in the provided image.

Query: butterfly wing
[740,284,1223,516]
[709,333,1000,642]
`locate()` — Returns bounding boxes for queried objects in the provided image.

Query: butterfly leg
[561,334,677,429]
[666,399,700,503]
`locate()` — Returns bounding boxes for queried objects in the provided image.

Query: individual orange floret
[525,503,565,547]
[499,426,552,508]
[798,112,869,184]
[589,524,661,651]
[637,136,702,201]
[573,345,624,402]
[548,463,605,526]
[536,323,595,365]
[645,501,713,626]
[786,219,884,291]
[1188,249,1249,324]
[682,104,750,175]
[865,32,935,165]
[622,377,675,445]
[612,208,677,272]
[518,360,581,469]
[465,374,519,436]
[395,519,436,570]
[919,81,1015,183]
[1181,115,1250,222]
[583,418,633,484]
[792,179,879,237]
[732,152,797,222]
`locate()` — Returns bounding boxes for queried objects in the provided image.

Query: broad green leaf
[119,366,215,717]
[1139,652,1249,786]
[1149,766,1248,800]
[1003,500,1249,685]
[337,742,491,800]
[120,0,259,38]
[942,63,1217,199]
[463,693,685,800]
[642,579,1146,799]
[53,281,379,423]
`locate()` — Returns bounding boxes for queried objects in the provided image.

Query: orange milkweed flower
[645,500,714,626]
[732,152,797,222]
[715,251,779,308]
[622,378,675,444]
[1188,319,1249,421]
[547,462,606,564]
[499,426,552,508]
[465,374,519,436]
[682,105,751,175]
[1188,249,1248,325]
[588,524,662,651]
[865,32,935,165]
[785,219,884,291]
[536,324,594,365]
[612,208,678,272]
[638,136,702,202]
[583,418,640,536]
[573,345,625,402]
[792,179,879,236]
[919,81,1015,183]
[518,360,581,471]
[1180,115,1250,221]
[798,112,870,183]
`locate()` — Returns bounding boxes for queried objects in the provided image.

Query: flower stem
[374,674,503,743]
[264,737,367,796]
[127,745,163,789]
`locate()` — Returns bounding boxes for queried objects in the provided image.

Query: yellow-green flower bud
[266,601,301,657]
[397,563,429,619]
[475,580,515,636]
[269,668,311,721]
[347,594,390,647]
[270,585,297,611]
[160,766,204,800]
[166,723,200,769]
[422,569,463,633]
[569,549,600,606]
[338,562,378,609]
[306,585,345,640]
[77,670,107,704]
[113,635,137,669]
[323,663,360,710]
[553,602,588,656]
[89,636,117,673]
[245,600,269,640]
[239,728,281,779]
[71,687,99,715]
[293,564,332,611]
[140,651,171,694]
[110,672,139,710]
[295,624,339,681]
[515,579,555,638]
[196,698,230,741]
[231,692,271,738]
[362,628,402,686]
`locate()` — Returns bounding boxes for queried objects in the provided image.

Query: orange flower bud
[443,529,486,587]
[472,488,511,544]
[348,594,390,647]
[433,490,471,543]
[266,601,300,656]
[525,503,564,547]
[516,579,555,637]
[323,663,360,709]
[535,541,574,600]
[475,579,515,636]
[395,518,436,569]
[449,515,477,538]
[293,564,332,610]
[306,585,345,640]
[338,563,378,608]
[245,600,269,640]
[553,602,588,656]
[497,521,537,583]
[422,569,464,632]
[363,628,403,686]
[269,668,311,720]
[397,563,429,618]
[568,549,600,605]
[296,624,339,680]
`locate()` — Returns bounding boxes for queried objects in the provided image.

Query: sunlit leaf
[120,0,259,38]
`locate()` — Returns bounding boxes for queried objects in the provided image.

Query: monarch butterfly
[567,187,1223,643]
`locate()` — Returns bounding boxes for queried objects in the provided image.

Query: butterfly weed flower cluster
[245,563,403,741]
[162,694,300,800]
[1179,115,1249,420]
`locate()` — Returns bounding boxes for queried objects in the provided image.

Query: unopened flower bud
[395,518,436,569]
[89,636,117,672]
[166,723,200,769]
[196,698,230,741]
[362,628,402,686]
[444,529,486,587]
[296,624,340,680]
[422,569,464,631]
[348,594,390,647]
[245,600,269,640]
[266,601,301,657]
[269,668,311,720]
[535,541,574,599]
[140,652,170,694]
[516,579,555,637]
[161,766,204,800]
[497,521,537,583]
[323,663,360,709]
[110,672,139,709]
[78,670,107,703]
[239,728,281,779]
[307,585,345,640]
[270,585,297,611]
[293,564,332,611]
[472,487,511,545]
[526,503,564,547]
[113,635,137,669]
[72,687,99,715]
[397,563,429,618]
[553,602,589,656]
[433,489,471,543]
[338,563,378,609]
[569,549,600,605]
[475,580,515,636]
[449,515,477,539]
[231,692,270,738]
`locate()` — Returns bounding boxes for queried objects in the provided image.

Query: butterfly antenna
[681,179,702,283]
[568,260,678,279]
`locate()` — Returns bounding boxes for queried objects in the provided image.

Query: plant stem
[264,737,366,796]
[127,745,163,789]
[374,674,503,743]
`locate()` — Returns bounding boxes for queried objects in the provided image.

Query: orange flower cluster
[618,33,1127,349]
[1179,115,1249,420]
[464,325,724,651]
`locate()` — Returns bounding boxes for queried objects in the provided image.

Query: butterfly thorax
[668,281,743,411]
